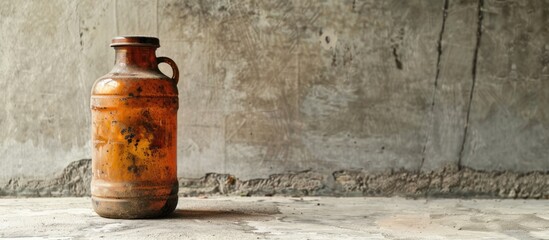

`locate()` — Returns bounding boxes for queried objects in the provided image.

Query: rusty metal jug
[90,36,179,218]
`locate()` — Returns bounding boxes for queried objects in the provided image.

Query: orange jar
[90,36,179,218]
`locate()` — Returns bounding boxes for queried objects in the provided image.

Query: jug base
[92,195,178,219]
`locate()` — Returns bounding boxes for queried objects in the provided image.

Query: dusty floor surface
[0,197,548,239]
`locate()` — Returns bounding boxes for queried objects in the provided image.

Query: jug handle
[157,57,179,84]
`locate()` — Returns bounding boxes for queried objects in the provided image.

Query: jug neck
[113,46,158,71]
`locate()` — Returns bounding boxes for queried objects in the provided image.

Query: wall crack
[458,0,484,170]
[419,0,449,172]
[392,46,403,70]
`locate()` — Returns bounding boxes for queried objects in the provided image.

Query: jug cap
[110,36,160,47]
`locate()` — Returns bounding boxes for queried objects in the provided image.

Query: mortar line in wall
[458,0,484,170]
[419,0,449,172]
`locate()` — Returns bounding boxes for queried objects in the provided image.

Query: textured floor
[1,197,548,239]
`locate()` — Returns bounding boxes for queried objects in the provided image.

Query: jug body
[90,36,179,219]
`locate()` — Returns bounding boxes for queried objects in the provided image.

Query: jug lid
[110,36,160,47]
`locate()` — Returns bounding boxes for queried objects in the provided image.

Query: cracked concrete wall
[1,0,549,196]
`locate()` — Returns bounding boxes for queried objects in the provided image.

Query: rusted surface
[90,36,179,219]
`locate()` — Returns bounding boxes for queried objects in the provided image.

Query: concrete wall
[1,0,549,197]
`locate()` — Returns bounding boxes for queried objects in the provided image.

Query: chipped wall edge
[1,159,548,199]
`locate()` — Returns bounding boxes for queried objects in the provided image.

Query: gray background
[1,0,548,196]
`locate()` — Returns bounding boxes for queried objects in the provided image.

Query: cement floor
[0,197,548,239]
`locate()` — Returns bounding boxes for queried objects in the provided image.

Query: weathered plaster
[1,0,548,195]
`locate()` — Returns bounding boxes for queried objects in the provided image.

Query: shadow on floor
[168,209,257,219]
[167,202,281,219]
